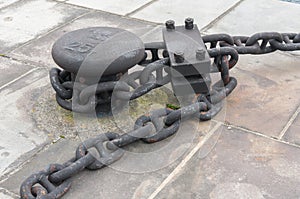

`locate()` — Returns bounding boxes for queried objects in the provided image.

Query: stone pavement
[0,0,300,198]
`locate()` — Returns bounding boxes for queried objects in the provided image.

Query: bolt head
[165,20,175,30]
[196,49,205,60]
[174,51,184,63]
[185,18,194,30]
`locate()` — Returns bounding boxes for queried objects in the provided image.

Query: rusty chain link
[23,31,300,198]
[203,32,300,55]
[21,54,235,199]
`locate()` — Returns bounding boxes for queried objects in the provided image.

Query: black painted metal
[52,27,145,77]
[51,27,149,113]
[20,18,300,199]
[163,21,211,95]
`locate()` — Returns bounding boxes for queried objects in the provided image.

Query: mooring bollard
[20,18,300,199]
[49,20,219,113]
[50,27,145,113]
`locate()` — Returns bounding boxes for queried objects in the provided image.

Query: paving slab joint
[0,187,19,199]
[0,67,41,91]
[201,0,246,32]
[147,122,222,199]
[220,121,300,149]
[126,0,160,17]
[278,105,300,140]
[0,0,22,12]
[0,140,51,184]
[6,9,94,55]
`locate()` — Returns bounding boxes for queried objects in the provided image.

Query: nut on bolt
[174,51,184,63]
[196,49,205,60]
[185,18,194,30]
[165,20,175,30]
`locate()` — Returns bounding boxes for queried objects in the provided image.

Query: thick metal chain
[50,45,170,113]
[21,57,235,199]
[203,32,300,55]
[22,31,300,198]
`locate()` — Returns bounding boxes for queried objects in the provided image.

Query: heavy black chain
[49,43,171,113]
[21,32,300,198]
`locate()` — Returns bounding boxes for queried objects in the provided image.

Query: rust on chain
[20,18,300,199]
[20,164,71,199]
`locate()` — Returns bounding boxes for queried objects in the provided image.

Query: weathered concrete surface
[283,112,300,145]
[281,0,300,4]
[0,0,88,52]
[9,11,157,69]
[131,0,242,28]
[214,52,300,137]
[0,0,300,198]
[204,0,300,34]
[65,0,153,15]
[139,25,164,43]
[202,0,300,137]
[0,57,33,87]
[155,126,300,199]
[0,68,48,176]
[0,120,215,199]
[0,0,19,9]
[0,192,14,199]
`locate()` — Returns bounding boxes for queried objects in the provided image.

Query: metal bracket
[163,18,211,95]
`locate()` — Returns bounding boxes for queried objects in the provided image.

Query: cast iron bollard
[50,20,215,113]
[50,27,145,112]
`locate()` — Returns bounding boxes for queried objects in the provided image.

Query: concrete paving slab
[281,0,300,4]
[0,139,79,192]
[138,25,216,46]
[1,120,216,198]
[0,1,299,199]
[282,0,300,4]
[0,192,14,199]
[131,0,241,28]
[139,25,164,43]
[9,11,157,68]
[154,126,300,199]
[65,0,152,15]
[204,0,300,34]
[214,52,300,137]
[0,0,19,9]
[0,0,88,53]
[0,57,33,88]
[0,68,49,176]
[283,112,300,145]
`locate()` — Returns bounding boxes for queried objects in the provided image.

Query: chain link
[23,31,300,198]
[22,53,235,199]
[205,32,300,55]
[50,58,171,113]
[20,164,72,199]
